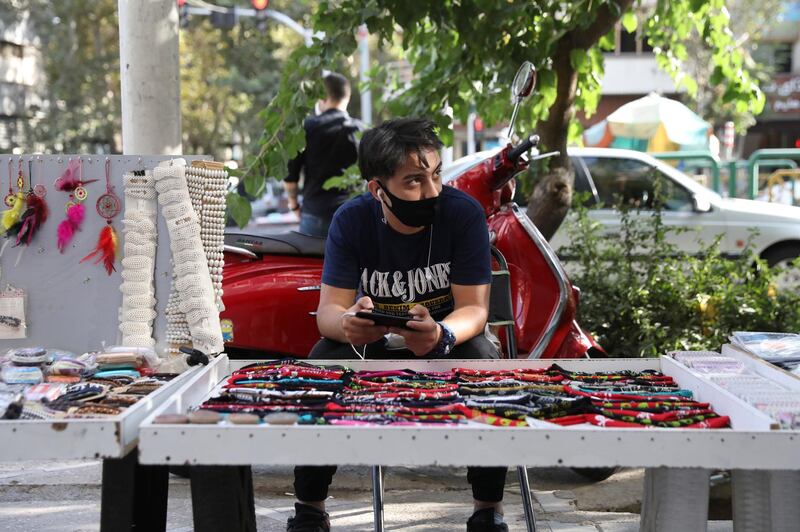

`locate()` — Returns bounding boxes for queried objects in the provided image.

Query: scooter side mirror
[508,62,537,140]
[511,61,536,101]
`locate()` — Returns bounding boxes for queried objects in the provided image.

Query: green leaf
[570,49,589,73]
[621,11,638,34]
[244,173,266,198]
[226,192,252,229]
[599,28,616,50]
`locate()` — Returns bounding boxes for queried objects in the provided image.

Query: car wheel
[571,467,619,482]
[762,244,800,291]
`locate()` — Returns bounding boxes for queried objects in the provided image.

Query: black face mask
[377,182,439,228]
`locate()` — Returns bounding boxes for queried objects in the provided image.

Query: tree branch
[530,0,634,239]
[571,0,634,51]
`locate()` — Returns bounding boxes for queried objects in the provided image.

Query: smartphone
[354,310,421,329]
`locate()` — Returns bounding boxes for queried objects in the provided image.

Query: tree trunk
[527,0,634,241]
[527,35,578,240]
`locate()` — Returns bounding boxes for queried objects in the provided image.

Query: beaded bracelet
[0,315,21,328]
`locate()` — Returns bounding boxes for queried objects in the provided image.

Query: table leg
[372,465,385,532]
[640,467,710,531]
[100,449,169,532]
[190,465,256,532]
[732,469,800,532]
[517,466,537,532]
[767,470,800,532]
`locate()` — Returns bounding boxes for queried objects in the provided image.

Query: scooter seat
[224,230,326,258]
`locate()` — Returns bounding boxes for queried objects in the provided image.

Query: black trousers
[294,333,509,503]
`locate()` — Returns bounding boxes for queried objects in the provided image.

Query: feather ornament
[1,192,26,233]
[15,194,49,246]
[56,202,85,252]
[80,224,118,275]
[55,159,82,192]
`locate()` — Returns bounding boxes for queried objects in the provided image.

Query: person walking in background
[285,72,363,237]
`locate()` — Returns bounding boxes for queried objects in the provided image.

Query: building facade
[0,12,43,152]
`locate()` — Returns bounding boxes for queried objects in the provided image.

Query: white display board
[0,154,209,354]
[139,356,799,470]
[721,343,800,391]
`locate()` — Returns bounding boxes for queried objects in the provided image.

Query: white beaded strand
[155,160,223,357]
[185,164,227,311]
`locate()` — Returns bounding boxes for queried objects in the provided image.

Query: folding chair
[370,246,537,531]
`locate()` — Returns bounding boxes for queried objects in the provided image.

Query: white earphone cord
[427,224,433,276]
[350,342,366,360]
[347,224,433,360]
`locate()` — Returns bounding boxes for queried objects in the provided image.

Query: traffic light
[254,0,269,30]
[178,0,189,28]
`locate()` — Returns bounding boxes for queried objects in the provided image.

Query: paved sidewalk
[0,461,733,531]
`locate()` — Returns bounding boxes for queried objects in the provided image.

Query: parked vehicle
[446,147,800,286]
[220,62,601,359]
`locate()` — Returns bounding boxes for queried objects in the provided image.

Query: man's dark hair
[323,72,350,102]
[359,118,444,181]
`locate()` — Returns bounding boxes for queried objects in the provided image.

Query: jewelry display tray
[2,365,201,460]
[139,356,800,470]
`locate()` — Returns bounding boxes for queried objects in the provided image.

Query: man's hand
[285,181,300,212]
[341,296,388,345]
[389,304,440,357]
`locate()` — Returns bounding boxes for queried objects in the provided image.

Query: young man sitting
[287,118,508,532]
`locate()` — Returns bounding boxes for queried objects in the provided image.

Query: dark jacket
[286,109,363,219]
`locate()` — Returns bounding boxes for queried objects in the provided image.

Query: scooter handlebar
[507,134,540,162]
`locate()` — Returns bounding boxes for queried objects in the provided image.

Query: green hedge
[558,197,800,358]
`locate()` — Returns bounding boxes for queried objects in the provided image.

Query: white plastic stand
[767,471,800,532]
[732,470,800,532]
[640,468,710,531]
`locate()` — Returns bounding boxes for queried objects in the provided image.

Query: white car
[445,147,800,281]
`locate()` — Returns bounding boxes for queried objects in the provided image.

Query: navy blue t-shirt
[322,186,491,321]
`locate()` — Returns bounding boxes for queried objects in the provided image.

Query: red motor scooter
[221,62,602,360]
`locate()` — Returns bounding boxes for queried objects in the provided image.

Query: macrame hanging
[154,159,223,357]
[118,166,158,348]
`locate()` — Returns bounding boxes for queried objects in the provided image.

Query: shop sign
[763,74,800,117]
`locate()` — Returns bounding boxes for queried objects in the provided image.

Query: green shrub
[559,196,800,357]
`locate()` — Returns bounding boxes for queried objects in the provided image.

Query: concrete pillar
[358,24,372,126]
[118,0,182,155]
[442,103,454,166]
[467,107,476,155]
